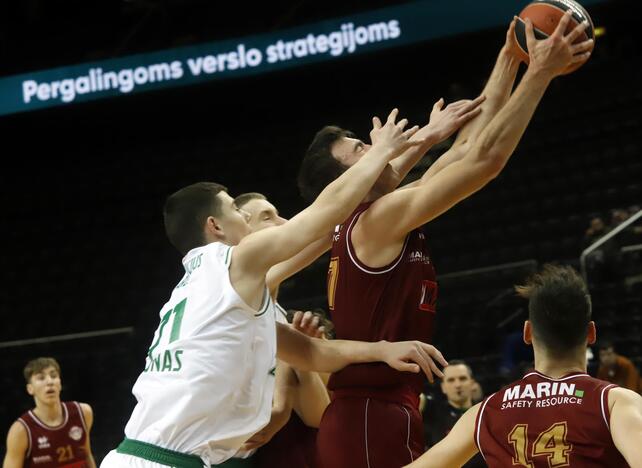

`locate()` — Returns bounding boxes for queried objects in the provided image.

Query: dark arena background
[1,0,641,462]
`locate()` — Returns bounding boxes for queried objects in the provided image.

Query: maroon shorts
[316,393,424,468]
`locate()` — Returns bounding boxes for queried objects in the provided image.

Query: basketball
[515,0,595,74]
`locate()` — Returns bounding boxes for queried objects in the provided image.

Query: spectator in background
[421,361,485,468]
[584,216,608,247]
[469,379,484,404]
[597,341,641,393]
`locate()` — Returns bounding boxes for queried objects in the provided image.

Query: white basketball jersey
[124,242,278,465]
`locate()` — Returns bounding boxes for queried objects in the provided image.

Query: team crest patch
[69,425,83,441]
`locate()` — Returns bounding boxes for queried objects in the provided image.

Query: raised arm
[412,18,522,186]
[232,110,422,294]
[275,322,447,383]
[3,422,27,468]
[404,404,480,468]
[355,13,593,246]
[384,95,486,190]
[609,387,642,467]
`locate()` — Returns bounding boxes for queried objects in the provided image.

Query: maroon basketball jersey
[327,203,438,399]
[475,371,628,467]
[17,401,90,468]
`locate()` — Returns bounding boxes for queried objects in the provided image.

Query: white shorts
[100,450,170,468]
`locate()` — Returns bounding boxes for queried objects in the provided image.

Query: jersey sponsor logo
[32,455,53,464]
[408,250,430,264]
[501,382,585,409]
[68,425,83,441]
[37,436,51,449]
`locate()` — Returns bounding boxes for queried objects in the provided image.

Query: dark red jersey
[17,401,90,468]
[327,203,438,400]
[476,371,628,467]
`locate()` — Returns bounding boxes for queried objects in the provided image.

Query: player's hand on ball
[526,10,594,77]
[426,95,485,143]
[292,310,326,339]
[381,340,448,383]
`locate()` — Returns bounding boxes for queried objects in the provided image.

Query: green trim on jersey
[116,438,204,468]
[254,288,271,317]
[224,246,233,268]
[275,303,288,321]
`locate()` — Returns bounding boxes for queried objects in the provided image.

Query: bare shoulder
[6,420,28,446]
[608,387,642,409]
[609,387,642,408]
[78,403,94,428]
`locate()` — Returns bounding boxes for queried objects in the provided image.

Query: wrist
[523,66,554,87]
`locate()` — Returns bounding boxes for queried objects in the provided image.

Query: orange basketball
[514,0,595,74]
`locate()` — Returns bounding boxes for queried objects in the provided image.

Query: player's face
[599,347,617,367]
[241,199,287,233]
[332,137,395,191]
[27,366,61,404]
[441,364,473,406]
[331,137,371,168]
[216,192,252,245]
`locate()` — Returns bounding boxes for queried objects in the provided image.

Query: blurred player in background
[3,357,96,468]
[405,265,642,468]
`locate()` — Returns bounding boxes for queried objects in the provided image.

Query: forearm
[293,370,330,427]
[278,323,382,373]
[311,146,392,223]
[273,361,298,414]
[454,50,520,147]
[471,68,551,171]
[389,130,440,185]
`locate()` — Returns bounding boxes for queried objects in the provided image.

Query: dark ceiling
[0,0,411,76]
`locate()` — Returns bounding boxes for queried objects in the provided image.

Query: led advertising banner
[0,0,606,117]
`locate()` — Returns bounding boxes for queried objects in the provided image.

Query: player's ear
[26,383,34,396]
[523,321,533,345]
[586,321,597,345]
[204,216,225,239]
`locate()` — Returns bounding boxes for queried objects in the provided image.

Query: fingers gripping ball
[515,0,595,74]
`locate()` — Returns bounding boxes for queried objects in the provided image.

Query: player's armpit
[609,387,642,468]
[3,421,28,468]
[404,404,481,468]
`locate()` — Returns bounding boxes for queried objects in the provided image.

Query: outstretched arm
[609,387,642,467]
[354,13,593,249]
[276,322,447,383]
[412,18,522,186]
[404,404,480,468]
[385,95,485,189]
[231,111,425,310]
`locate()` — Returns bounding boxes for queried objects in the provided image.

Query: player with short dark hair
[405,265,642,468]
[301,14,594,467]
